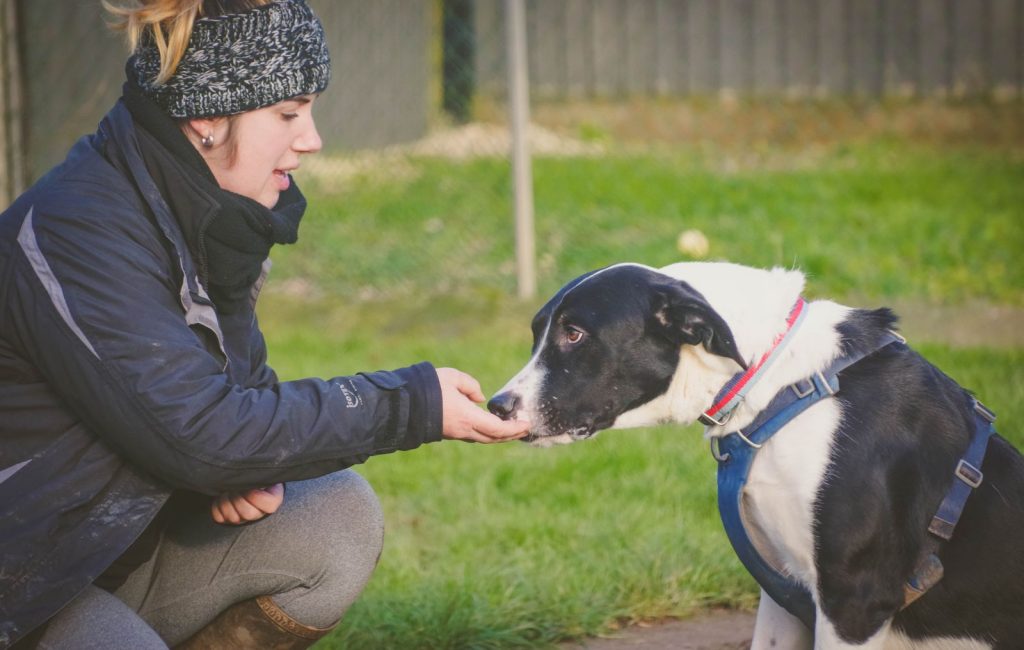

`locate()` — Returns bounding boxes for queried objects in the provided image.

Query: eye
[565,326,585,344]
[282,112,299,121]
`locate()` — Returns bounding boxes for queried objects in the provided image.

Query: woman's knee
[279,469,386,579]
[270,470,385,626]
[302,469,384,554]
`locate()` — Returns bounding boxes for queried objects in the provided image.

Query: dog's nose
[487,392,520,420]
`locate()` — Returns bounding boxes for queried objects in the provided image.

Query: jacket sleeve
[6,199,443,494]
[247,315,280,390]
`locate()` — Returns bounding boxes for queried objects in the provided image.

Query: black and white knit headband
[128,0,330,119]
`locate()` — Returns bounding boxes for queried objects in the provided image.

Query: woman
[0,1,529,647]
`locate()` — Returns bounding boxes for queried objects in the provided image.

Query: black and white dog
[488,262,1024,650]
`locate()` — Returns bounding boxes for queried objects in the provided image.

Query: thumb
[454,370,485,403]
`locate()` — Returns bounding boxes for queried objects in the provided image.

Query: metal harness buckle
[974,400,996,423]
[710,437,730,463]
[955,459,984,489]
[791,377,814,399]
[699,411,727,427]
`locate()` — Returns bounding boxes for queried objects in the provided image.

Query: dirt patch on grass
[862,300,1024,348]
[561,610,755,650]
[523,98,1024,152]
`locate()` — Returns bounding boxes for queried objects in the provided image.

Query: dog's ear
[654,282,747,369]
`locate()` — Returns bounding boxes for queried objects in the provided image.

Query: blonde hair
[104,0,271,85]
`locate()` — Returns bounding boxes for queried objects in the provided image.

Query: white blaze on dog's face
[488,264,746,445]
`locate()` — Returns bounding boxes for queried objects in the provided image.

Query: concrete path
[561,611,756,650]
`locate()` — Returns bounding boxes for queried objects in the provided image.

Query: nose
[296,118,322,154]
[487,392,520,420]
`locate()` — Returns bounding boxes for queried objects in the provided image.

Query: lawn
[258,101,1024,649]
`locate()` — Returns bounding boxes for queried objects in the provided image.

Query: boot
[174,595,334,649]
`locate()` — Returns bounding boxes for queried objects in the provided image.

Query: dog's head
[488,264,746,445]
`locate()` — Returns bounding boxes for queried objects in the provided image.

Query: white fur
[884,634,991,650]
[751,589,814,650]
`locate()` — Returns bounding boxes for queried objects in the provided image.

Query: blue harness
[708,331,997,629]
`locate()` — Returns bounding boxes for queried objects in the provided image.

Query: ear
[183,116,228,148]
[654,281,747,369]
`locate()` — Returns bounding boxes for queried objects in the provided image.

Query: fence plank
[624,0,655,94]
[564,0,591,97]
[687,0,718,94]
[591,0,624,96]
[474,0,504,95]
[720,0,752,95]
[653,0,685,95]
[919,0,952,95]
[817,0,848,94]
[952,0,989,95]
[529,0,566,98]
[753,0,785,94]
[990,0,1020,97]
[1020,0,1024,95]
[883,0,918,96]
[784,0,818,96]
[849,0,884,96]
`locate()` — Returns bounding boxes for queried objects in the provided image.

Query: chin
[526,433,576,448]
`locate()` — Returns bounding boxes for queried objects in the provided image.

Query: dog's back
[826,311,1024,643]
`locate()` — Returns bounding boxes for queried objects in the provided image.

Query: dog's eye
[566,327,585,344]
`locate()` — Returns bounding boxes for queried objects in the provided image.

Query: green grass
[257,124,1024,647]
[285,142,1023,306]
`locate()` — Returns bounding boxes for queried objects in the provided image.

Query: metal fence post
[505,0,536,300]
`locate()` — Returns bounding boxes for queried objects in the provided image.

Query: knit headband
[128,0,330,118]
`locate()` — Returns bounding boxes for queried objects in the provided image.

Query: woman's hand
[210,483,285,525]
[437,367,530,443]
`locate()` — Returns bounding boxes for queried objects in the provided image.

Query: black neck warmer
[122,81,306,313]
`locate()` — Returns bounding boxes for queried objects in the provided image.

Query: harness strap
[905,399,996,605]
[714,334,903,630]
[715,331,998,627]
[929,399,996,540]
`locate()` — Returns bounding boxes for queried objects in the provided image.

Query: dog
[488,262,1024,649]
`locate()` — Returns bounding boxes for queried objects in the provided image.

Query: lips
[273,170,291,191]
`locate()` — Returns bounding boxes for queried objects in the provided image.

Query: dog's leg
[813,606,891,650]
[750,589,813,650]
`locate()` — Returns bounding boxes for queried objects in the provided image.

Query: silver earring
[201,134,214,148]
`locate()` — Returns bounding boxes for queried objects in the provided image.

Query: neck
[657,263,847,434]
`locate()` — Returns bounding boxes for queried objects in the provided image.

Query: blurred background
[2,1,1022,648]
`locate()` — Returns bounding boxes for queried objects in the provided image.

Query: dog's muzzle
[487,391,520,421]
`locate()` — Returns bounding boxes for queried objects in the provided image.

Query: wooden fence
[474,0,1024,99]
[3,0,1023,206]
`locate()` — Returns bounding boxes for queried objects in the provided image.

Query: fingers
[458,373,485,403]
[445,400,530,444]
[210,484,285,525]
[438,367,485,403]
[241,484,284,514]
[437,367,530,443]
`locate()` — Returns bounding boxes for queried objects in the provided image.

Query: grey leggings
[37,469,384,649]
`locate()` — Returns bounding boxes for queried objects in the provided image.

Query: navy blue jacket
[0,101,443,646]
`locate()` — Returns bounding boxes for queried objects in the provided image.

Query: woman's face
[193,95,323,209]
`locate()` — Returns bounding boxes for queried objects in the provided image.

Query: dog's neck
[612,262,850,435]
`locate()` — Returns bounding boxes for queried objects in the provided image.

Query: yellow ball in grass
[677,229,709,258]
